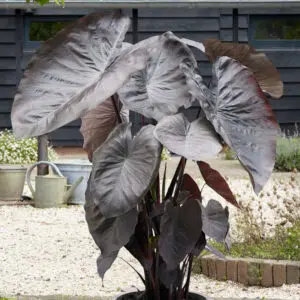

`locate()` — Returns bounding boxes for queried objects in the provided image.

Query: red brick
[201,257,209,277]
[207,257,217,279]
[287,263,300,284]
[260,261,273,287]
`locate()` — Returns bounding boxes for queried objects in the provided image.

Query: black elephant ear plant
[11,12,283,300]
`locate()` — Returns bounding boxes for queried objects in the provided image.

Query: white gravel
[0,203,300,299]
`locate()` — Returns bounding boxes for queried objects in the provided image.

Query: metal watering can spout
[63,176,84,202]
[26,161,83,208]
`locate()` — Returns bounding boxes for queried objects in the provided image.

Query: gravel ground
[1,203,300,300]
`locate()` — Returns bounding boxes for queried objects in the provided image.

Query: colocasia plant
[11,12,283,300]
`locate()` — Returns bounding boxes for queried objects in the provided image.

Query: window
[24,16,78,48]
[29,21,71,41]
[250,15,300,48]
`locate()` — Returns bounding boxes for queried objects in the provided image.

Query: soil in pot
[115,291,209,300]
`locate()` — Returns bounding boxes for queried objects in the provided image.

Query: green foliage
[223,145,237,160]
[274,136,300,171]
[30,21,70,41]
[0,130,57,165]
[199,220,300,261]
[26,0,64,6]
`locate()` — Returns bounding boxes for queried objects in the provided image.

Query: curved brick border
[193,255,300,287]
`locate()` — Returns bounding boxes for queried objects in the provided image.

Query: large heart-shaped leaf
[201,199,229,243]
[198,57,279,194]
[154,113,222,161]
[197,161,239,208]
[203,39,283,99]
[159,198,202,270]
[88,123,162,218]
[12,12,130,138]
[84,180,138,279]
[80,97,121,161]
[118,32,198,120]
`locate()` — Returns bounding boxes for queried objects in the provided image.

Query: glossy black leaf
[182,174,201,200]
[159,198,202,270]
[197,57,279,194]
[118,32,198,120]
[154,113,222,161]
[88,123,162,218]
[192,231,206,257]
[201,199,229,243]
[12,12,131,138]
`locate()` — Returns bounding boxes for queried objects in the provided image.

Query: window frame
[24,15,80,49]
[249,14,300,48]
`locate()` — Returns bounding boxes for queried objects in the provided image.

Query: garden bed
[194,255,300,287]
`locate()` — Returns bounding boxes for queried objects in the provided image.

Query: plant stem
[111,94,122,124]
[183,255,194,299]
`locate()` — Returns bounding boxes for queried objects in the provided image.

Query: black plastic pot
[114,291,210,300]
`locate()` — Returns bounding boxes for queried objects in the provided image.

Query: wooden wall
[1,7,300,146]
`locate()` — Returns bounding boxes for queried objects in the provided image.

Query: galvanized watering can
[26,161,83,208]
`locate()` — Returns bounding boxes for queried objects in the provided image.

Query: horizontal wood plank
[0,71,17,85]
[138,8,220,18]
[138,18,219,32]
[0,44,16,57]
[0,99,12,113]
[0,58,16,70]
[0,30,16,43]
[265,51,300,68]
[0,17,16,29]
[0,113,11,127]
[274,110,300,123]
[0,85,16,99]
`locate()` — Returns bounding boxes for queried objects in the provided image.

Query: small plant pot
[0,165,27,201]
[114,291,210,300]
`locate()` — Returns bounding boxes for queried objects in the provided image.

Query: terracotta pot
[0,165,26,201]
[114,291,210,300]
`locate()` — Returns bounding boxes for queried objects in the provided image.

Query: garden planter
[114,291,210,300]
[0,165,26,201]
[55,160,92,205]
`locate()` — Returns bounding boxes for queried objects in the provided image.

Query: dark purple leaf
[12,12,130,138]
[203,38,283,99]
[153,113,222,161]
[97,251,118,279]
[182,174,201,200]
[201,199,229,243]
[197,161,239,208]
[87,123,162,218]
[118,32,198,120]
[159,198,202,270]
[192,231,206,256]
[197,57,279,194]
[80,97,120,161]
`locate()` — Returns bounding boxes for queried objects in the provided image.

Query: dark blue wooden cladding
[1,7,300,146]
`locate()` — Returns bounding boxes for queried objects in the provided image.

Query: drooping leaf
[201,199,229,243]
[118,32,198,120]
[97,251,119,279]
[203,38,283,99]
[182,174,201,200]
[197,161,238,208]
[88,123,162,218]
[197,57,279,194]
[12,12,130,138]
[159,198,202,270]
[154,113,222,161]
[80,97,120,161]
[84,192,138,256]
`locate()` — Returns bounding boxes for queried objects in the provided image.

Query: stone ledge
[194,256,300,287]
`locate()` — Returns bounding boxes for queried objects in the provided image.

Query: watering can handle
[26,161,64,197]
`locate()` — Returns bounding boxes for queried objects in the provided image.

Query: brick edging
[194,255,300,287]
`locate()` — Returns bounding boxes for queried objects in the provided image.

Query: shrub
[0,129,57,164]
[274,136,300,171]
